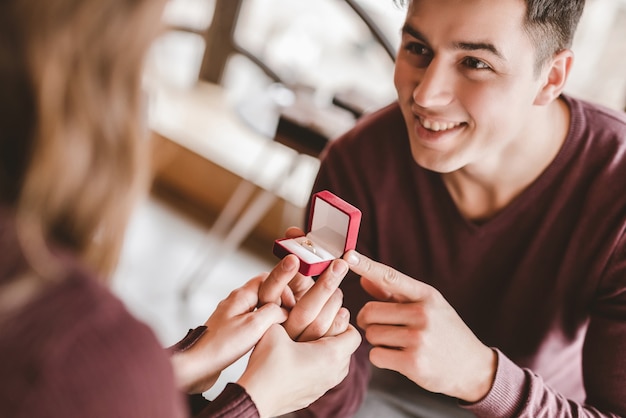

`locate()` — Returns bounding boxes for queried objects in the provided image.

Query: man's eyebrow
[401,24,429,44]
[402,23,505,60]
[454,41,504,59]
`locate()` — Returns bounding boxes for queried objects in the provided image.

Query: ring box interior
[273,190,362,276]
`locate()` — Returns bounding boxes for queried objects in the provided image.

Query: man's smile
[419,117,464,132]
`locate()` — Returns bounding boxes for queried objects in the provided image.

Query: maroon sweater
[0,209,258,418]
[303,96,626,417]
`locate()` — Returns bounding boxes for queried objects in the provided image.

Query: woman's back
[0,210,187,418]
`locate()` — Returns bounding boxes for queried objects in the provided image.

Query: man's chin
[409,146,461,174]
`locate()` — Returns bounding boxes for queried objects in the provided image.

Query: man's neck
[442,98,571,222]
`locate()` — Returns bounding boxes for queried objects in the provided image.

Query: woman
[0,0,361,417]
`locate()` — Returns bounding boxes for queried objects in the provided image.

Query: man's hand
[344,250,497,403]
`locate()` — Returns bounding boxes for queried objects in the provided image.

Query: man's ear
[534,49,574,106]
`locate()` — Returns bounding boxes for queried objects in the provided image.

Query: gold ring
[300,239,317,255]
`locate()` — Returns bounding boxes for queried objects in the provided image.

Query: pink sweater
[302,96,626,417]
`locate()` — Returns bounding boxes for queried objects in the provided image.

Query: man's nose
[412,59,454,108]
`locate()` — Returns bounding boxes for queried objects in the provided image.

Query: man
[296,0,626,416]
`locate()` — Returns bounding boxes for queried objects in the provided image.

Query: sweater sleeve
[463,349,623,418]
[169,327,261,418]
[196,383,260,418]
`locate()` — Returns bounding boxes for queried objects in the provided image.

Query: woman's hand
[258,227,351,341]
[171,275,286,394]
[231,227,360,417]
[345,250,497,403]
[237,322,362,418]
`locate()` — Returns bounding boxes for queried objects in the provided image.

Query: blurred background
[112,0,626,400]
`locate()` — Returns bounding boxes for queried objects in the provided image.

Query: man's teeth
[421,118,461,132]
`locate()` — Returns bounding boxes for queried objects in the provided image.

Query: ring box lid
[273,190,362,276]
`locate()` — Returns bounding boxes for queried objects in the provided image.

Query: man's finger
[285,226,305,239]
[356,301,425,328]
[344,250,430,303]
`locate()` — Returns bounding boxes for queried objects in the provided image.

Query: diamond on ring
[300,239,317,255]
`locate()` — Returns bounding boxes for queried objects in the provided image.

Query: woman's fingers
[283,259,349,340]
[257,255,300,306]
[296,291,347,341]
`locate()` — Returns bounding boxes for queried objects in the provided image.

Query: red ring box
[273,190,362,276]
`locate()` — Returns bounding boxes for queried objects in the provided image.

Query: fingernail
[345,251,359,266]
[332,260,348,275]
[282,255,297,271]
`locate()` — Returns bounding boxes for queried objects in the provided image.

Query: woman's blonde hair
[0,0,167,279]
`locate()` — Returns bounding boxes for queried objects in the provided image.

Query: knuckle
[229,286,249,300]
[241,312,265,333]
[286,308,314,329]
[383,268,401,285]
[226,287,241,300]
[406,302,425,318]
[360,257,374,273]
[329,315,348,336]
[420,283,435,297]
[317,275,338,293]
[221,289,245,310]
[305,321,326,338]
[406,327,422,344]
[327,288,344,307]
[290,275,313,294]
[215,298,229,311]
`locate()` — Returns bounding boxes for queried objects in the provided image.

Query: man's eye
[406,42,431,56]
[402,42,433,68]
[463,57,491,70]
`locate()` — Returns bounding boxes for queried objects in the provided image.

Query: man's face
[394,0,548,174]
